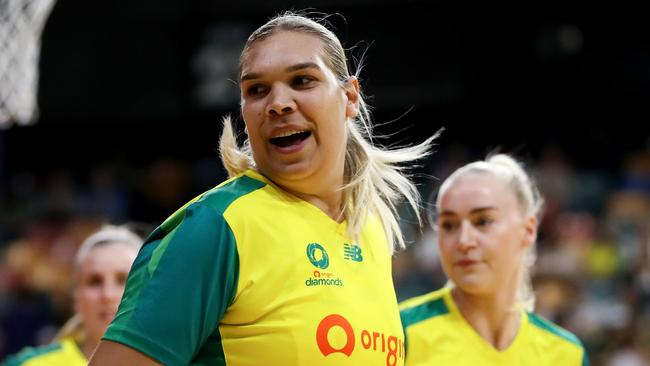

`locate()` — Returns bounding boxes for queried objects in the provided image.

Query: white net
[0,0,56,128]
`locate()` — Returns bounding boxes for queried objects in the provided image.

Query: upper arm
[89,340,162,366]
[101,203,239,365]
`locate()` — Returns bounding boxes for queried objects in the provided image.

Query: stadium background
[1,1,649,364]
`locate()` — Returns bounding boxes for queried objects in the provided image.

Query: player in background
[400,154,588,365]
[2,225,142,366]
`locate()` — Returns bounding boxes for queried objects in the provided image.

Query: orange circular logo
[316,314,355,357]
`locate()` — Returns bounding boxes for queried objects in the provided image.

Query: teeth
[274,130,305,138]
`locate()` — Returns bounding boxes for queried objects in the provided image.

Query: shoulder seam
[527,312,583,348]
[400,296,449,328]
[198,174,267,215]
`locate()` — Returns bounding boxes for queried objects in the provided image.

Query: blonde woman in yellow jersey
[89,11,438,366]
[400,154,588,366]
[2,225,142,366]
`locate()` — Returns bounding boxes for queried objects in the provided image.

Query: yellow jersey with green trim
[399,287,588,366]
[104,169,405,366]
[1,338,86,366]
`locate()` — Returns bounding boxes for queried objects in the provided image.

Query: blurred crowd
[1,144,649,365]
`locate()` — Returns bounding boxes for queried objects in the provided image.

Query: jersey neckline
[441,287,529,358]
[243,169,349,232]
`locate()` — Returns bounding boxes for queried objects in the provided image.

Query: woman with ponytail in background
[399,154,588,365]
[2,225,142,366]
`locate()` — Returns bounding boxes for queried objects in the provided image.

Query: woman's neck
[81,338,99,359]
[451,287,521,351]
[263,169,345,222]
[285,186,344,221]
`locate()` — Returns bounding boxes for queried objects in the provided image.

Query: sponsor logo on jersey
[306,243,343,287]
[343,243,363,262]
[316,313,405,366]
[306,243,329,269]
[305,270,344,287]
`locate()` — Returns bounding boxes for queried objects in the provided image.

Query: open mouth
[269,131,312,147]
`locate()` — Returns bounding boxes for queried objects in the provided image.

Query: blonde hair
[437,154,543,311]
[55,224,142,343]
[220,11,438,252]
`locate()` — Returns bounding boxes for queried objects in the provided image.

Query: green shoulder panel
[103,174,266,365]
[400,296,449,329]
[2,343,62,366]
[527,312,582,347]
[144,174,266,246]
[527,312,588,365]
[198,174,267,214]
[399,294,449,353]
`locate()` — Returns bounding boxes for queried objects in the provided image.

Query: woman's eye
[292,76,315,88]
[85,275,104,288]
[245,84,267,96]
[439,221,457,232]
[475,217,493,227]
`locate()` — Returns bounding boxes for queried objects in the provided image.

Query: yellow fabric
[218,170,405,366]
[400,287,585,366]
[4,338,86,366]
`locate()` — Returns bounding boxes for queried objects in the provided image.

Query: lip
[268,124,312,154]
[455,259,479,267]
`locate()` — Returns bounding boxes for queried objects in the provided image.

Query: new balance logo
[343,244,363,262]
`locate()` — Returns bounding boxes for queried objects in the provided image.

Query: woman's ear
[344,76,360,118]
[522,215,538,250]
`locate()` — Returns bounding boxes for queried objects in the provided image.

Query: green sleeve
[103,202,239,366]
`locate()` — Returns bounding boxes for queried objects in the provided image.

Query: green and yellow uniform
[1,338,86,366]
[399,287,588,366]
[104,170,404,366]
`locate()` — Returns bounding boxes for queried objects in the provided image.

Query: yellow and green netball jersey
[104,170,405,366]
[399,287,588,366]
[2,338,86,366]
